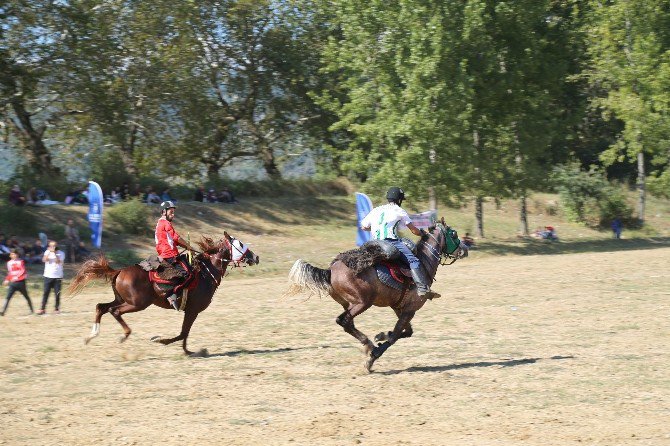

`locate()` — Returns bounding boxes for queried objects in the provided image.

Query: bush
[107,198,150,235]
[204,178,352,198]
[551,163,633,228]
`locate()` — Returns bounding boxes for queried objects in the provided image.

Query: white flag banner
[409,210,437,229]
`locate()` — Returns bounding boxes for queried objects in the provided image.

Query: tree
[587,0,670,224]
[0,1,83,177]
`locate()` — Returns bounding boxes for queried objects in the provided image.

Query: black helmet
[386,187,405,202]
[160,201,176,213]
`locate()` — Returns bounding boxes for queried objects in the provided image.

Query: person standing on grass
[1,249,34,316]
[39,241,65,315]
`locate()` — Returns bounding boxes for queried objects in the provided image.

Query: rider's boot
[410,267,440,300]
[166,293,179,311]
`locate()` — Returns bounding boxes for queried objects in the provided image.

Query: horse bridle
[425,225,460,266]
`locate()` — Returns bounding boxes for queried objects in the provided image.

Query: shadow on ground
[379,355,575,375]
[477,237,670,256]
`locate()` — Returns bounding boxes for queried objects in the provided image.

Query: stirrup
[167,295,179,311]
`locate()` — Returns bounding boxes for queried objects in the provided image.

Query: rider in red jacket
[155,201,194,310]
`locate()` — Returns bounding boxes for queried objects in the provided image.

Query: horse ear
[224,231,232,241]
[440,217,445,226]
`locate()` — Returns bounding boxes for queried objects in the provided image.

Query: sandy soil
[1,247,669,446]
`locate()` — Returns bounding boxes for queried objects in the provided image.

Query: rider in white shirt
[360,187,439,299]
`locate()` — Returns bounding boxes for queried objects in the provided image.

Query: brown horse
[285,218,467,371]
[68,232,259,355]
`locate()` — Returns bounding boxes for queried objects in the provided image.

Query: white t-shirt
[361,203,413,240]
[43,249,65,278]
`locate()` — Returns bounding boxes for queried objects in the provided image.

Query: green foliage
[552,163,633,227]
[106,249,142,267]
[647,170,670,199]
[107,199,150,235]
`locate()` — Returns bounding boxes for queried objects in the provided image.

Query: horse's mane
[197,236,221,254]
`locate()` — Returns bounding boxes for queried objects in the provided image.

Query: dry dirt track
[1,247,669,446]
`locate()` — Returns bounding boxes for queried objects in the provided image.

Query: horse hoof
[187,348,208,358]
[84,337,92,345]
[365,356,376,373]
[150,336,162,343]
[119,335,129,343]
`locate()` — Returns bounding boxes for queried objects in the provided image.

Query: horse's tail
[68,254,120,296]
[284,259,332,298]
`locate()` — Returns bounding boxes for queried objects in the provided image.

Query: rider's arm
[406,222,425,237]
[176,238,194,251]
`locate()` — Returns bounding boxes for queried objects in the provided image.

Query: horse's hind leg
[85,300,119,344]
[154,311,199,356]
[336,302,375,355]
[108,302,143,343]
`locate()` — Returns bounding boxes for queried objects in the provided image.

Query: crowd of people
[193,185,238,204]
[8,182,240,207]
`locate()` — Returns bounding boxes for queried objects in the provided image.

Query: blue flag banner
[355,192,373,246]
[88,181,103,248]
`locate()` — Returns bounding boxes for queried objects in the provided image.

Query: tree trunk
[475,196,484,238]
[10,98,60,176]
[259,142,281,179]
[519,194,529,236]
[428,186,437,211]
[637,151,645,225]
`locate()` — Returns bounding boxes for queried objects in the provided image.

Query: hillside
[2,192,670,287]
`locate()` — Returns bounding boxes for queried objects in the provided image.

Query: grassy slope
[5,192,670,286]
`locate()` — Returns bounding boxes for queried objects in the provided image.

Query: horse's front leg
[366,310,416,372]
[374,307,413,343]
[152,311,199,355]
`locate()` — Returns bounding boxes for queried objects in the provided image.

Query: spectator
[1,249,34,316]
[194,185,205,202]
[161,188,175,203]
[38,240,65,315]
[121,183,131,200]
[0,234,10,262]
[25,187,37,205]
[26,239,44,264]
[8,185,26,206]
[206,189,218,203]
[611,218,623,239]
[64,219,81,262]
[6,235,25,258]
[218,187,238,204]
[110,186,122,203]
[462,232,475,248]
[146,189,161,204]
[65,219,81,245]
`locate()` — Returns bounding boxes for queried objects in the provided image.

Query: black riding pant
[1,280,34,315]
[41,277,62,311]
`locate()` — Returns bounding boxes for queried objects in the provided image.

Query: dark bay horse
[68,232,259,355]
[285,219,467,372]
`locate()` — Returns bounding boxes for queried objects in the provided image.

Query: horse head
[421,217,468,264]
[223,231,260,267]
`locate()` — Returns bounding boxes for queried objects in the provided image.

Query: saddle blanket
[374,263,416,291]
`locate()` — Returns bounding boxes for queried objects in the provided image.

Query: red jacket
[5,259,27,282]
[155,217,180,258]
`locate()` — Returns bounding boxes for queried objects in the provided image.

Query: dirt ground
[1,246,669,446]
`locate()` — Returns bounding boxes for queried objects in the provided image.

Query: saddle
[335,239,416,291]
[137,255,198,293]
